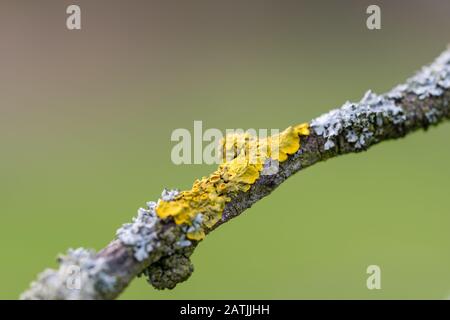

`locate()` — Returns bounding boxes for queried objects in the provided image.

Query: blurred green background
[1,0,450,299]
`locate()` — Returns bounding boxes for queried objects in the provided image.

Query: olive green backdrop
[1,0,450,299]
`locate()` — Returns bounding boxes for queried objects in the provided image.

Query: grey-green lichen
[116,201,161,262]
[389,49,450,100]
[406,50,450,99]
[311,90,406,151]
[312,49,450,150]
[116,188,198,289]
[20,248,117,300]
[116,189,192,262]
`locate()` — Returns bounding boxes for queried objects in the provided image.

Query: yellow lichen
[186,229,206,241]
[156,123,310,240]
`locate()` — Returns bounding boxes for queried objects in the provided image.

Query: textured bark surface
[21,49,450,300]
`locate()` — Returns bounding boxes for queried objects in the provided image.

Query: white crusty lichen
[160,188,180,202]
[389,49,450,100]
[179,213,203,246]
[175,214,204,248]
[21,248,116,300]
[116,189,189,262]
[311,90,406,150]
[116,201,160,262]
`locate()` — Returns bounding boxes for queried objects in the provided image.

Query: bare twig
[21,48,450,300]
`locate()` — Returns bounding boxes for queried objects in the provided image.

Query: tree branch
[21,48,450,300]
